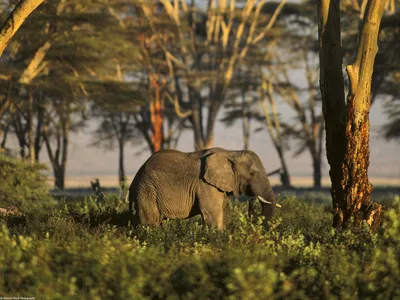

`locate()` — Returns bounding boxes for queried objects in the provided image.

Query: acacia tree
[89,77,145,184]
[0,0,67,162]
[137,0,287,150]
[221,66,292,186]
[92,110,140,184]
[257,75,292,186]
[317,0,386,230]
[1,0,138,188]
[268,41,324,188]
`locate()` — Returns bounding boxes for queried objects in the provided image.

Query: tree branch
[0,0,45,57]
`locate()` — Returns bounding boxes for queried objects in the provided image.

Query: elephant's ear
[202,152,237,194]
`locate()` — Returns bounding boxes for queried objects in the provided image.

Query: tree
[317,0,386,230]
[1,0,140,187]
[42,98,79,189]
[0,0,45,57]
[92,110,140,185]
[89,78,145,184]
[269,39,325,188]
[136,0,287,150]
[221,68,292,187]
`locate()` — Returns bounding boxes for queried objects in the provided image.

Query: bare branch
[253,0,287,44]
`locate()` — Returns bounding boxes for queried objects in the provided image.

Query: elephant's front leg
[197,183,228,230]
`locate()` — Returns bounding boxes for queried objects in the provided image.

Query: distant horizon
[47,174,400,189]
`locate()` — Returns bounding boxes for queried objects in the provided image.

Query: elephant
[128,147,279,230]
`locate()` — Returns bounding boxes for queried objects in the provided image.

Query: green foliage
[0,193,399,298]
[0,155,55,212]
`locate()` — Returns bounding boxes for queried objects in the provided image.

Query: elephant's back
[146,150,199,178]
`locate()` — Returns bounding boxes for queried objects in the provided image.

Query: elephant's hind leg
[137,189,161,227]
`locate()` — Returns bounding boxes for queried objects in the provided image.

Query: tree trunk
[28,89,35,164]
[276,147,291,187]
[149,76,164,153]
[204,90,224,149]
[42,103,70,190]
[0,123,10,149]
[241,91,251,150]
[118,140,125,184]
[13,118,27,159]
[312,157,322,188]
[54,166,65,189]
[34,101,44,162]
[190,98,206,151]
[0,0,45,57]
[317,0,385,231]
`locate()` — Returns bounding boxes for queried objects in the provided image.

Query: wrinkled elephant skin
[129,148,277,230]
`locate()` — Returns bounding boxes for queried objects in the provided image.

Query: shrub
[0,155,55,212]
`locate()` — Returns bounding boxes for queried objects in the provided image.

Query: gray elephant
[128,147,278,230]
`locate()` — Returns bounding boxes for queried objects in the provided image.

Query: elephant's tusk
[256,196,281,208]
[256,196,272,204]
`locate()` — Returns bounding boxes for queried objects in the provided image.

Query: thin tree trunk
[118,139,125,184]
[13,118,26,159]
[149,76,164,153]
[42,104,69,190]
[312,157,322,188]
[190,102,206,151]
[241,91,251,150]
[317,0,385,230]
[34,101,43,162]
[28,89,35,164]
[54,167,65,190]
[60,111,69,190]
[276,147,291,186]
[0,123,9,149]
[0,0,45,57]
[204,89,224,149]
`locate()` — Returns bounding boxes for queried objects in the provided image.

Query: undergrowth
[0,156,399,299]
[0,192,399,299]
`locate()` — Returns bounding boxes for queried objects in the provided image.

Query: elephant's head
[201,149,278,225]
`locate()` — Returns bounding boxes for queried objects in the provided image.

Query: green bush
[0,193,399,299]
[0,155,55,212]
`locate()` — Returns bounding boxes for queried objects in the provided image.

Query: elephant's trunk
[257,185,279,224]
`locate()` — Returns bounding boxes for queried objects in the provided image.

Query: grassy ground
[1,155,399,299]
[1,192,399,299]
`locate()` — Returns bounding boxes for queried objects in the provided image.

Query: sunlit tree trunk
[149,77,164,153]
[317,0,385,230]
[0,0,45,57]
